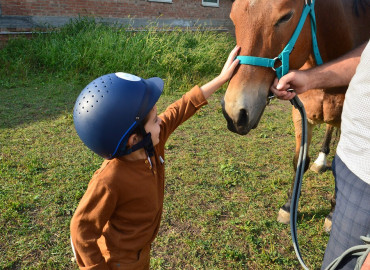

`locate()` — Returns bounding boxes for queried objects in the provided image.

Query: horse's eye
[275,12,293,26]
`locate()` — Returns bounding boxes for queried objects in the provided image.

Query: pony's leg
[277,110,313,224]
[310,124,334,173]
[309,124,336,232]
[324,193,336,233]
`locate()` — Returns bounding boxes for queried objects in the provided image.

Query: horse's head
[222,0,312,135]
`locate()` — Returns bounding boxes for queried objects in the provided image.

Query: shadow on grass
[299,207,332,222]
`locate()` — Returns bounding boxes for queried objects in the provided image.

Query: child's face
[144,105,161,146]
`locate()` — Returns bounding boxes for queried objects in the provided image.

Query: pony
[222,0,370,231]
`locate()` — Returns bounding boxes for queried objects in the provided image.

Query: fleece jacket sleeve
[70,179,118,270]
[159,85,208,143]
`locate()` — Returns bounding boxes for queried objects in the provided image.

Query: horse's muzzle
[221,99,252,135]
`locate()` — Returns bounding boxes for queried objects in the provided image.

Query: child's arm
[70,179,116,269]
[200,45,240,99]
[158,46,240,143]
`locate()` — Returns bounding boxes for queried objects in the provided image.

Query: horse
[222,0,370,231]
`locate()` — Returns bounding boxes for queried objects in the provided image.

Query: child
[70,46,240,269]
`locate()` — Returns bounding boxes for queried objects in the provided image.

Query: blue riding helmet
[73,72,164,159]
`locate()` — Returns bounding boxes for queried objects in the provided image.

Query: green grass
[0,18,336,269]
[0,17,232,94]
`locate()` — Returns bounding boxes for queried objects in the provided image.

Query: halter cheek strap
[236,0,322,80]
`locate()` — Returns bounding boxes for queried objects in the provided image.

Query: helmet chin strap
[120,124,155,157]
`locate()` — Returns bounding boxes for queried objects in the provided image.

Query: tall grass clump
[0,17,235,94]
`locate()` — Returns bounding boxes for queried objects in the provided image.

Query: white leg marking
[313,152,327,167]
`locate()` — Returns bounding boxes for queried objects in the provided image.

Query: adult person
[270,41,370,270]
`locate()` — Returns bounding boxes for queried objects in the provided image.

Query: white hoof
[324,217,332,233]
[311,152,328,173]
[277,208,290,224]
[310,163,327,174]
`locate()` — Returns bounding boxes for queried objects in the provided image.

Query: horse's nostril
[237,109,248,127]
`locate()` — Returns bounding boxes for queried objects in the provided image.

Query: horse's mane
[352,0,370,16]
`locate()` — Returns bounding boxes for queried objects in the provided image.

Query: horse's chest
[298,89,345,126]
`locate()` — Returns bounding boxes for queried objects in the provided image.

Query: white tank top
[336,40,370,185]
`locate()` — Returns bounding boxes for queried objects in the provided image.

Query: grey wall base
[0,15,233,32]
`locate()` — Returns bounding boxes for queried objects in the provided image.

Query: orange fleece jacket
[70,86,208,269]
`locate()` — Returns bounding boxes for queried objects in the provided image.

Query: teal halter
[236,0,323,80]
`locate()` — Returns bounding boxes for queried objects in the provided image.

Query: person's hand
[361,253,370,270]
[200,45,240,99]
[218,45,241,84]
[270,70,310,100]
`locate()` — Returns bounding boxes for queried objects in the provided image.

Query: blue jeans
[321,155,370,270]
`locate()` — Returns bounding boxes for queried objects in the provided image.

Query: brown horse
[222,0,370,231]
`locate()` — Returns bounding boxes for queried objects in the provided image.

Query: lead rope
[274,1,319,268]
[324,235,370,270]
[235,0,318,266]
[276,75,309,270]
[278,68,370,270]
[279,63,370,270]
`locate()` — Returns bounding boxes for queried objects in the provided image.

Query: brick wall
[2,0,231,19]
[0,0,234,47]
[0,0,233,30]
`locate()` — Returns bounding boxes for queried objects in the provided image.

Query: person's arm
[270,41,367,100]
[200,45,240,99]
[158,46,240,142]
[70,180,117,269]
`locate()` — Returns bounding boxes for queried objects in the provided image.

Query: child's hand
[219,45,241,84]
[200,45,240,99]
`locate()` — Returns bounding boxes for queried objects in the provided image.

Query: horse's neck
[313,0,370,63]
